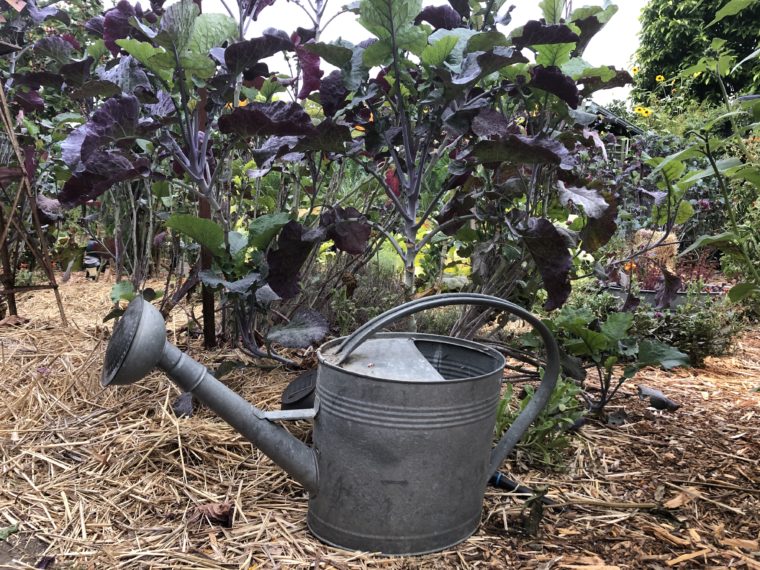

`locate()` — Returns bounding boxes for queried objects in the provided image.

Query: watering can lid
[326,338,445,382]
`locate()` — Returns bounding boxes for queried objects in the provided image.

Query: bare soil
[0,276,758,569]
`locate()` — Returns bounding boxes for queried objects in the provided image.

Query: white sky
[217,0,648,105]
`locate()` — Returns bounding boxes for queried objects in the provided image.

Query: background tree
[634,0,760,102]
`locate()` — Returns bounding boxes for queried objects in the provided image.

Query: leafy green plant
[495,377,584,467]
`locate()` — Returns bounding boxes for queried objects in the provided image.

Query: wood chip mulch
[1,277,758,569]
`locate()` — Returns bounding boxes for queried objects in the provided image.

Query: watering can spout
[101,297,319,494]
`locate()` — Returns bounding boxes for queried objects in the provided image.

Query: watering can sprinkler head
[102,296,168,387]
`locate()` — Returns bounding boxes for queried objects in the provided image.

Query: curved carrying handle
[334,293,560,481]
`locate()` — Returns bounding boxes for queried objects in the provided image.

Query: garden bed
[1,277,759,569]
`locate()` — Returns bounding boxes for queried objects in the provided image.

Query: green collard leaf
[303,42,354,67]
[728,165,760,189]
[576,327,610,354]
[116,39,173,82]
[569,3,618,55]
[708,0,757,26]
[396,25,429,55]
[188,13,237,55]
[359,0,422,40]
[110,281,135,304]
[679,231,739,257]
[228,231,247,259]
[637,340,689,370]
[672,200,695,225]
[178,51,218,79]
[728,282,760,302]
[649,147,701,178]
[534,42,575,67]
[156,0,199,52]
[600,312,633,342]
[733,46,760,72]
[465,31,509,54]
[267,308,329,348]
[561,57,616,81]
[539,0,566,24]
[166,214,226,257]
[421,34,459,66]
[428,27,477,68]
[676,157,743,189]
[248,213,291,250]
[362,37,392,66]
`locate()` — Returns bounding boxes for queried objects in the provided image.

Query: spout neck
[158,343,319,494]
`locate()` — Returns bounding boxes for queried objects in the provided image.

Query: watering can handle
[334,292,561,478]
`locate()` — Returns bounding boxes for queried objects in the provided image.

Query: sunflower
[634,106,646,115]
[642,108,653,117]
[632,65,640,75]
[655,74,665,82]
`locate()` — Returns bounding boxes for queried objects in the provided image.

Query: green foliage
[495,377,584,467]
[166,214,226,258]
[635,0,760,101]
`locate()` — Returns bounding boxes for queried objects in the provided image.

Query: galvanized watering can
[102,293,559,555]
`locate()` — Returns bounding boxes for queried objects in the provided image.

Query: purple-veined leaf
[520,217,572,310]
[414,4,462,30]
[319,70,349,117]
[295,41,323,99]
[530,65,580,108]
[58,154,150,208]
[267,308,328,348]
[511,20,579,49]
[472,134,573,168]
[84,16,105,37]
[580,195,617,252]
[224,30,293,76]
[12,72,64,90]
[219,101,316,138]
[33,36,73,67]
[320,206,371,255]
[104,0,136,56]
[471,107,510,139]
[557,181,608,218]
[14,89,44,113]
[453,46,527,85]
[60,57,94,88]
[266,220,325,299]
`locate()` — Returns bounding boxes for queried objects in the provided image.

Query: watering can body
[101,293,560,555]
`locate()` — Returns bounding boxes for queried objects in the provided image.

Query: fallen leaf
[190,501,234,528]
[664,486,701,509]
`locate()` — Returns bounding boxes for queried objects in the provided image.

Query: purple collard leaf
[655,269,682,310]
[414,4,462,30]
[530,65,580,109]
[219,101,315,138]
[99,55,151,94]
[224,30,293,76]
[453,46,528,85]
[435,191,476,235]
[244,0,276,20]
[579,68,632,97]
[12,72,64,90]
[621,290,640,312]
[267,308,329,348]
[319,70,348,117]
[33,36,73,67]
[295,120,352,153]
[520,218,572,311]
[104,1,136,56]
[85,16,105,37]
[293,26,316,43]
[266,221,325,299]
[26,0,69,24]
[251,136,301,168]
[580,196,617,253]
[14,89,44,113]
[36,195,65,224]
[172,392,193,418]
[295,42,323,99]
[557,181,608,218]
[320,206,371,255]
[471,107,510,139]
[59,57,94,88]
[70,80,121,100]
[146,90,175,118]
[58,154,149,208]
[511,20,579,49]
[242,62,269,82]
[472,134,572,168]
[447,0,469,19]
[442,97,490,135]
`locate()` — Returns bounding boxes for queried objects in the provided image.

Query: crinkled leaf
[530,64,580,108]
[11,72,63,90]
[428,27,477,67]
[580,67,632,96]
[34,36,73,68]
[320,206,371,254]
[414,4,462,30]
[156,0,198,52]
[453,46,528,85]
[14,89,44,113]
[219,101,316,138]
[319,70,349,116]
[58,154,149,207]
[36,195,65,223]
[435,190,475,235]
[26,0,69,24]
[99,55,151,94]
[539,0,566,24]
[580,195,617,252]
[251,136,301,169]
[296,42,323,99]
[569,4,618,55]
[600,312,633,342]
[534,42,575,67]
[637,340,689,370]
[358,0,422,40]
[511,20,579,49]
[224,30,294,76]
[267,308,329,348]
[471,107,510,138]
[104,0,136,56]
[249,212,291,250]
[110,280,136,303]
[166,214,226,257]
[85,16,105,37]
[200,270,261,294]
[520,217,572,311]
[558,181,608,217]
[472,134,572,168]
[59,57,94,87]
[266,221,325,299]
[188,13,237,55]
[116,39,172,82]
[421,33,459,66]
[295,120,352,153]
[70,80,121,100]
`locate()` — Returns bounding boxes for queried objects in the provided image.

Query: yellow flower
[515,116,525,125]
[634,106,645,115]
[632,66,640,75]
[655,74,665,82]
[642,108,653,117]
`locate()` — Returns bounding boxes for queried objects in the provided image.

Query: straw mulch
[1,276,759,569]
